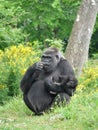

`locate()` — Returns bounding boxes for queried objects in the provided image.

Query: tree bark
[65,0,98,76]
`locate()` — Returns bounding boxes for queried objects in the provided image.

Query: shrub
[44,38,63,51]
[92,53,98,59]
[26,39,64,51]
[0,44,41,104]
[77,65,98,93]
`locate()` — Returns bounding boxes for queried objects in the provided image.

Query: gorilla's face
[41,53,59,73]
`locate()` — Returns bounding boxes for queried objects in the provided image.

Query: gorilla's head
[41,47,63,73]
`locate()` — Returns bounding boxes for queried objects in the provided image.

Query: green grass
[0,92,98,130]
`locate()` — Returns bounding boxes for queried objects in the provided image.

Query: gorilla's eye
[42,55,51,59]
[41,55,45,58]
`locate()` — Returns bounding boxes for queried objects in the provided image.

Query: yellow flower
[0,84,5,89]
[96,89,98,92]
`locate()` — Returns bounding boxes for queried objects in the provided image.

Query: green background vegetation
[0,0,98,129]
[0,0,98,55]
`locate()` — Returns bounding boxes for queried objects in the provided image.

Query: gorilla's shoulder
[58,58,72,69]
[60,58,69,64]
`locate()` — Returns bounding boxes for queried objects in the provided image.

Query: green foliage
[44,38,63,51]
[0,0,26,50]
[0,0,81,50]
[20,0,81,41]
[7,68,20,96]
[90,29,98,56]
[26,39,64,52]
[77,60,98,93]
[92,53,98,59]
[0,0,97,56]
[0,44,41,104]
[26,41,44,50]
[0,88,9,105]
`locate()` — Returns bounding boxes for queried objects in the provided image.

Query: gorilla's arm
[45,75,78,96]
[20,62,43,94]
[45,59,78,96]
[60,59,78,96]
[61,75,78,96]
[44,77,64,95]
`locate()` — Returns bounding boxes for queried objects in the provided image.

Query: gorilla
[20,47,78,115]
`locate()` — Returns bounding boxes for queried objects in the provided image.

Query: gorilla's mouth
[43,65,49,69]
[43,64,52,72]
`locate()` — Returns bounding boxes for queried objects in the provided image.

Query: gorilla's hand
[44,77,58,94]
[45,75,69,89]
[66,76,78,88]
[60,75,78,88]
[45,77,61,87]
[44,77,53,87]
[45,77,66,94]
[60,75,78,96]
[59,75,69,86]
[35,62,44,71]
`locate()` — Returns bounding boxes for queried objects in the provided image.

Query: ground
[0,91,98,130]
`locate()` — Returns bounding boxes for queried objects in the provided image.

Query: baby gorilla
[20,47,78,115]
[45,75,77,96]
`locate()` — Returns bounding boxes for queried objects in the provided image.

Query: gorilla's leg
[24,94,44,115]
[55,93,71,106]
[23,94,35,112]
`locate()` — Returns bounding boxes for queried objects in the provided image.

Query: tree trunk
[65,0,98,76]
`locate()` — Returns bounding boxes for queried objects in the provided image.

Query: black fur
[20,47,78,115]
